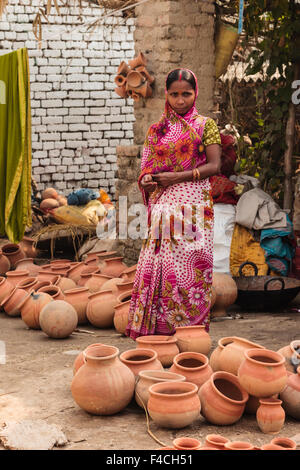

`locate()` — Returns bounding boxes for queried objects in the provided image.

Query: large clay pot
[6,270,30,288]
[0,251,10,275]
[19,236,38,258]
[15,258,40,277]
[73,343,104,375]
[54,275,77,293]
[85,273,113,293]
[280,365,300,419]
[175,325,211,355]
[67,262,87,283]
[173,438,202,450]
[120,348,163,377]
[71,344,135,415]
[1,243,25,268]
[270,437,296,450]
[224,441,254,450]
[209,336,265,374]
[135,370,186,409]
[120,265,137,282]
[100,257,128,277]
[37,285,65,301]
[198,371,248,425]
[256,398,285,434]
[205,434,229,450]
[136,335,179,367]
[170,352,213,390]
[1,287,29,317]
[211,272,238,317]
[148,381,201,429]
[0,276,14,304]
[16,277,38,292]
[19,291,53,329]
[39,300,78,338]
[238,348,287,398]
[113,291,132,335]
[277,340,300,373]
[77,266,101,287]
[86,290,118,327]
[64,287,90,325]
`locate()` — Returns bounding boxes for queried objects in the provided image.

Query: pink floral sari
[125,71,214,340]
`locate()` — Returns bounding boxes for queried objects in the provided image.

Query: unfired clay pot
[277,340,300,373]
[280,365,300,419]
[85,273,113,293]
[64,287,90,324]
[173,438,201,450]
[135,370,186,409]
[148,381,201,429]
[100,257,128,277]
[1,243,25,268]
[6,270,30,288]
[54,275,77,293]
[1,287,27,317]
[238,348,287,398]
[15,258,40,277]
[205,434,229,450]
[175,325,211,355]
[19,291,53,329]
[198,371,248,425]
[39,300,78,338]
[71,344,135,415]
[136,335,179,367]
[119,348,163,377]
[113,291,132,335]
[170,352,213,390]
[211,273,238,317]
[256,398,285,434]
[0,251,10,275]
[86,290,118,328]
[0,276,14,304]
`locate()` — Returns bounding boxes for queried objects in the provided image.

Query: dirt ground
[0,298,300,451]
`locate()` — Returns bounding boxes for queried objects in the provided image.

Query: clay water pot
[198,371,248,425]
[19,291,53,329]
[50,263,71,277]
[224,441,254,450]
[86,290,118,327]
[209,336,265,373]
[280,365,300,419]
[6,270,30,288]
[245,393,278,415]
[77,266,101,287]
[0,251,10,275]
[135,370,186,409]
[128,52,147,69]
[205,434,229,450]
[71,344,135,415]
[173,438,201,450]
[211,273,238,317]
[15,258,40,277]
[170,352,213,390]
[1,287,27,317]
[113,291,132,335]
[136,335,179,367]
[0,276,14,304]
[1,243,25,268]
[19,236,38,258]
[238,348,287,398]
[16,277,38,292]
[37,270,60,283]
[67,262,87,283]
[53,275,77,293]
[120,264,137,282]
[175,325,211,355]
[73,342,104,375]
[256,398,285,434]
[148,381,201,429]
[270,437,296,450]
[85,273,113,293]
[64,287,90,325]
[120,348,163,377]
[100,257,128,278]
[277,340,300,373]
[37,285,65,301]
[39,300,78,338]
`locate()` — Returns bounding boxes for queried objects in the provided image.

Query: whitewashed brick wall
[0,0,136,201]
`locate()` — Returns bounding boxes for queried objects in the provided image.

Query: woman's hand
[152,172,180,187]
[140,174,158,193]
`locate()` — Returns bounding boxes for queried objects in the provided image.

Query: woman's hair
[166,69,196,91]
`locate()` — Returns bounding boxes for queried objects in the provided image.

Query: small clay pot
[86,289,118,328]
[136,335,179,367]
[37,285,65,301]
[0,251,10,275]
[256,398,285,434]
[1,243,25,268]
[113,291,132,335]
[117,61,130,76]
[1,287,29,317]
[135,65,155,84]
[0,276,14,304]
[224,441,254,450]
[120,348,163,377]
[261,443,285,450]
[173,438,201,450]
[135,370,186,409]
[280,365,300,419]
[170,352,213,390]
[269,437,296,450]
[19,291,53,329]
[245,393,279,415]
[175,325,211,355]
[205,434,229,450]
[15,258,40,277]
[39,300,78,338]
[114,74,127,86]
[64,287,90,325]
[6,270,30,288]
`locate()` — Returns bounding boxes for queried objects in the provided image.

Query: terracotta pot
[37,270,60,283]
[136,335,179,367]
[96,251,118,262]
[148,381,201,429]
[33,280,52,291]
[53,275,77,293]
[114,74,127,86]
[100,257,128,278]
[117,60,130,76]
[19,236,38,258]
[16,277,38,292]
[84,257,101,267]
[120,265,137,282]
[64,287,90,325]
[86,290,118,328]
[261,443,285,450]
[100,277,124,295]
[85,273,113,293]
[15,258,40,276]
[39,300,78,338]
[211,273,237,317]
[71,344,135,415]
[19,291,53,329]
[170,352,213,390]
[209,336,265,373]
[173,437,202,450]
[127,70,145,88]
[135,81,152,98]
[127,89,140,101]
[198,371,248,425]
[238,348,287,398]
[128,52,147,69]
[77,266,100,287]
[67,262,87,283]
[0,251,10,275]
[50,263,72,277]
[175,325,211,355]
[6,270,30,288]
[37,285,65,301]
[41,187,58,200]
[135,370,186,409]
[115,86,128,98]
[0,276,14,304]
[113,291,132,335]
[224,441,254,450]
[1,243,25,268]
[73,343,104,375]
[245,393,278,415]
[280,365,300,419]
[135,65,155,84]
[205,434,229,450]
[277,340,300,373]
[120,348,163,377]
[39,264,53,271]
[270,437,296,450]
[50,259,71,265]
[1,287,27,317]
[256,398,285,434]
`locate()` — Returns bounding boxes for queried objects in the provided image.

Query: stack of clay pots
[114,52,154,101]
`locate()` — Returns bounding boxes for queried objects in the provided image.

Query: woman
[125,68,221,340]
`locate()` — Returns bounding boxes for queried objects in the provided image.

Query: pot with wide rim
[37,285,65,301]
[205,434,229,450]
[280,365,300,419]
[119,348,163,377]
[256,397,285,434]
[77,266,101,287]
[15,258,40,276]
[170,351,213,390]
[136,335,179,367]
[6,270,30,288]
[1,287,29,317]
[1,243,25,268]
[16,277,38,292]
[172,437,202,450]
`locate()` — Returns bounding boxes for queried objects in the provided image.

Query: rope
[135,388,167,448]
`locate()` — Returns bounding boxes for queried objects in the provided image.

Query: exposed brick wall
[0,0,135,201]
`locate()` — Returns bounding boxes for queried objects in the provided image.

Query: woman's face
[166,80,196,116]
